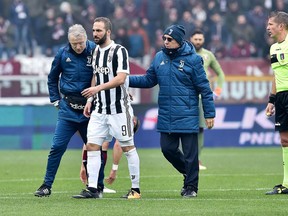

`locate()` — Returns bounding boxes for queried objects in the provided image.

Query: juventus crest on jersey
[92,41,131,114]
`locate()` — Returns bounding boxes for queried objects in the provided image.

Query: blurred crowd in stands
[0,0,287,64]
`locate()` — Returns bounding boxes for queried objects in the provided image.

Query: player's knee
[122,146,136,153]
[86,143,101,151]
[120,139,134,152]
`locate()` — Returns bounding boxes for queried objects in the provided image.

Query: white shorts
[87,110,135,147]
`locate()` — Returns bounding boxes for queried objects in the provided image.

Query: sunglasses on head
[162,36,173,42]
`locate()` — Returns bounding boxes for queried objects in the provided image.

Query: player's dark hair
[94,17,112,31]
[269,11,288,30]
[191,29,204,37]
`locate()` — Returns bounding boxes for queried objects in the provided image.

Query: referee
[265,11,288,195]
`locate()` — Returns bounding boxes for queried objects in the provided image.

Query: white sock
[282,147,288,188]
[124,148,140,189]
[87,150,101,189]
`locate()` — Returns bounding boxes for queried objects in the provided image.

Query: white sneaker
[199,160,207,170]
[103,186,116,193]
[199,164,207,170]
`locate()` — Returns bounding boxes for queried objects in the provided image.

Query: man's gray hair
[68,24,87,40]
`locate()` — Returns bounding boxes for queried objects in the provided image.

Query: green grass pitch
[0,147,287,216]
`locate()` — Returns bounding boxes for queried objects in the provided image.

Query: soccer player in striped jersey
[79,116,141,188]
[190,30,225,170]
[73,17,140,199]
[265,11,288,195]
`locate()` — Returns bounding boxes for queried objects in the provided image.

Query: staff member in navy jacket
[34,24,95,197]
[129,25,215,198]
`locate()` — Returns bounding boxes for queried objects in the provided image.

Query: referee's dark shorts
[275,91,288,132]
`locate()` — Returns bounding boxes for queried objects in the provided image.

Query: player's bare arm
[81,72,127,98]
[80,144,87,184]
[105,140,123,185]
[82,74,97,117]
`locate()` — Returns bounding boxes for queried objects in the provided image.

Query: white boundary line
[0,173,282,183]
[1,194,288,201]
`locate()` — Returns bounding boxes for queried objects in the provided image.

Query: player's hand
[214,87,222,96]
[81,86,99,98]
[83,102,92,118]
[80,166,87,185]
[105,169,117,185]
[213,87,222,99]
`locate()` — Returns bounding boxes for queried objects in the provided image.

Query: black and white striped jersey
[92,41,131,114]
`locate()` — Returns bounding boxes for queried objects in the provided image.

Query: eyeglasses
[162,36,173,42]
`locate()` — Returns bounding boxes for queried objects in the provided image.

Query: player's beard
[96,32,107,45]
[195,44,203,51]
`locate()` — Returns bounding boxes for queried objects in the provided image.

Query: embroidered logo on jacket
[178,60,185,71]
[87,56,92,65]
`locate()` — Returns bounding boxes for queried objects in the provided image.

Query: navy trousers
[44,118,104,188]
[44,119,88,187]
[43,118,105,188]
[160,132,199,192]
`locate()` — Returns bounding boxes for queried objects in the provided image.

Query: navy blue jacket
[129,41,215,133]
[47,40,95,122]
